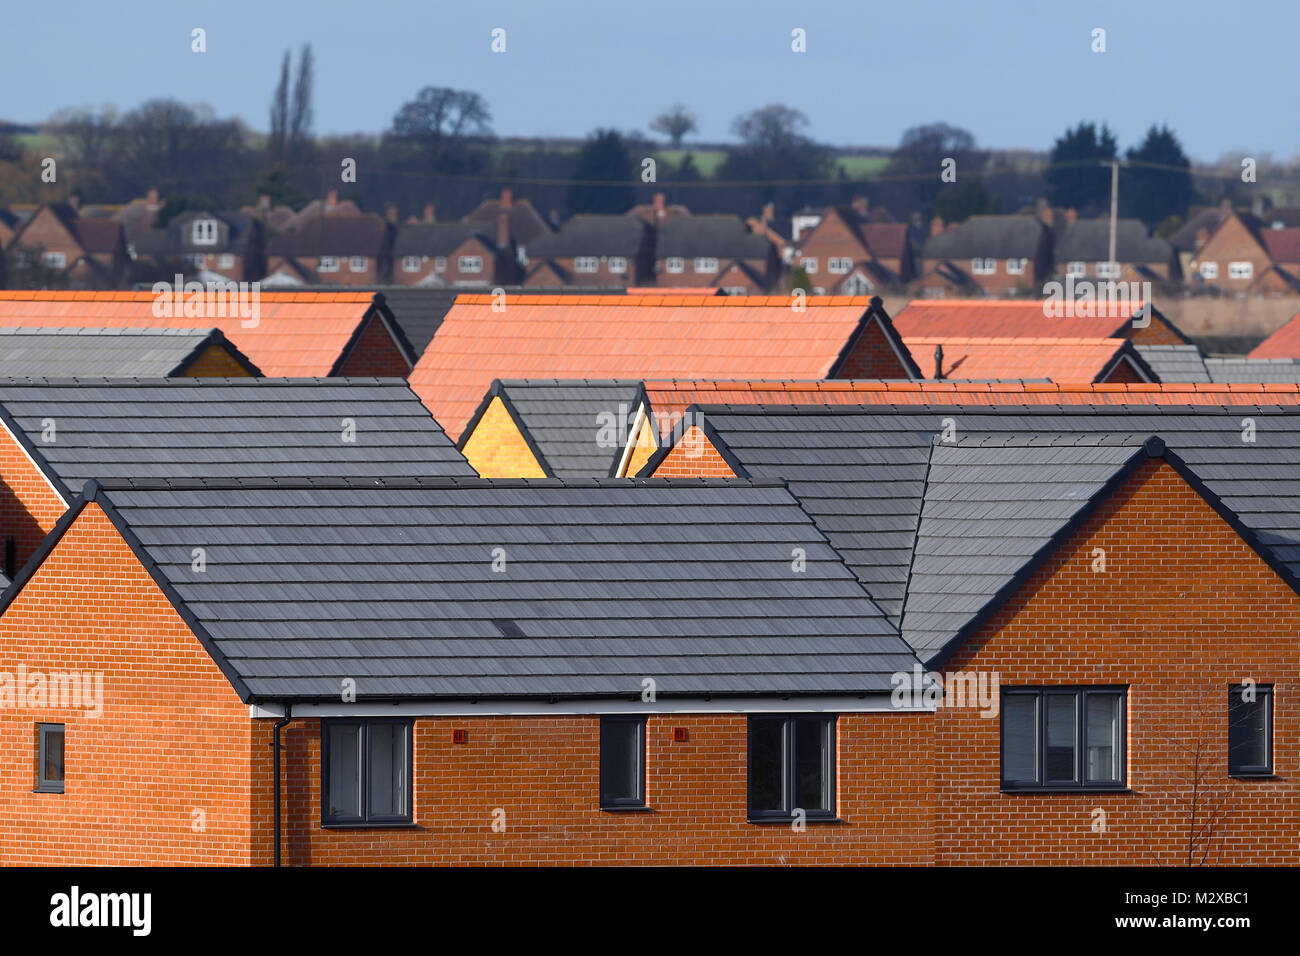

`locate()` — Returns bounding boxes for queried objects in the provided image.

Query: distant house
[6,202,127,288]
[1186,208,1277,292]
[627,192,690,227]
[0,209,20,250]
[1259,228,1300,283]
[133,210,264,282]
[1166,205,1230,279]
[919,215,1052,295]
[653,215,776,291]
[394,217,514,287]
[265,213,394,285]
[464,187,554,251]
[794,198,914,294]
[523,215,652,287]
[284,189,363,231]
[1052,213,1178,282]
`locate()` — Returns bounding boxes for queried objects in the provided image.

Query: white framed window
[41,251,67,269]
[665,257,685,274]
[724,286,748,295]
[828,257,852,274]
[349,256,368,272]
[458,255,484,273]
[1006,258,1026,275]
[402,256,421,273]
[608,256,627,273]
[1096,261,1120,278]
[218,253,235,269]
[318,255,340,273]
[188,253,206,269]
[1228,261,1254,280]
[694,257,718,274]
[434,257,447,272]
[191,219,218,246]
[1199,261,1218,280]
[971,257,996,275]
[842,273,873,295]
[802,257,819,274]
[1065,261,1085,277]
[574,256,599,273]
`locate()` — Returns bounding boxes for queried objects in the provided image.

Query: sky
[4,0,1296,163]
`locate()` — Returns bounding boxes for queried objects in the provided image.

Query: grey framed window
[321,719,412,825]
[37,723,64,793]
[747,715,835,822]
[599,717,646,809]
[1001,688,1126,791]
[1228,684,1273,777]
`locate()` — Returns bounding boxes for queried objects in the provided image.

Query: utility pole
[1107,159,1119,278]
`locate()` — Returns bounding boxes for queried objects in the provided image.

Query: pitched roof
[0,291,415,377]
[394,222,497,258]
[1054,218,1172,263]
[1248,312,1300,358]
[409,295,906,440]
[1205,356,1300,383]
[465,197,553,245]
[1166,206,1227,252]
[526,215,649,258]
[902,336,1153,382]
[894,299,1136,338]
[1259,228,1300,264]
[35,478,918,702]
[267,214,391,257]
[1135,344,1211,383]
[654,215,772,260]
[132,210,258,257]
[73,217,124,255]
[922,215,1046,259]
[464,379,647,477]
[0,327,261,377]
[0,378,471,499]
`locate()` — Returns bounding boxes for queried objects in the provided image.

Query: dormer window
[192,219,218,246]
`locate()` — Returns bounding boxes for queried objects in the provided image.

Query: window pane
[749,718,785,812]
[1044,694,1078,783]
[1229,689,1269,771]
[793,719,829,811]
[600,720,641,804]
[1002,695,1037,783]
[327,724,361,818]
[1085,693,1121,783]
[43,727,64,783]
[368,723,407,817]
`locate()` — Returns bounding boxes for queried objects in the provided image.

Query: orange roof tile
[901,335,1134,381]
[0,290,380,377]
[1248,311,1300,358]
[894,299,1142,338]
[410,295,882,439]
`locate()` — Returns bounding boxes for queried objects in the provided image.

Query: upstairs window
[801,257,819,274]
[322,720,412,826]
[1228,684,1273,777]
[971,257,997,275]
[1001,687,1126,791]
[458,255,483,273]
[1006,258,1027,275]
[599,717,646,809]
[1096,261,1120,278]
[218,253,235,269]
[1199,261,1218,280]
[694,257,719,274]
[41,251,67,269]
[607,256,627,273]
[574,256,600,273]
[317,255,340,273]
[665,257,685,274]
[747,715,835,822]
[402,255,421,273]
[434,257,447,272]
[37,723,64,793]
[192,219,218,245]
[1066,261,1086,277]
[828,257,852,274]
[349,256,368,272]
[1228,261,1253,280]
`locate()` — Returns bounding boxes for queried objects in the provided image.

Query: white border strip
[0,417,68,507]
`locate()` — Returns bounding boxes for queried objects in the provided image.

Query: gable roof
[1205,356,1300,383]
[654,216,772,260]
[0,327,262,377]
[526,215,649,258]
[1248,312,1300,358]
[409,295,910,440]
[1259,228,1300,264]
[465,196,553,245]
[267,214,391,258]
[902,336,1154,382]
[394,222,497,258]
[1054,218,1172,263]
[18,478,919,702]
[1135,344,1211,383]
[0,291,416,377]
[0,378,471,500]
[1166,206,1228,253]
[893,299,1172,340]
[922,215,1046,259]
[132,210,258,257]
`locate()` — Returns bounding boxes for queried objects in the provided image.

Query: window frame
[971,257,997,275]
[1066,260,1086,277]
[573,256,600,274]
[607,256,628,274]
[458,255,484,273]
[401,255,421,273]
[191,219,218,246]
[598,716,647,810]
[827,256,852,275]
[348,255,368,273]
[801,257,819,274]
[1096,261,1120,279]
[1228,684,1274,778]
[693,256,719,274]
[317,255,340,273]
[36,723,64,794]
[320,718,414,827]
[217,253,236,269]
[1228,260,1253,280]
[746,714,837,823]
[665,256,685,274]
[1000,686,1128,792]
[1199,261,1218,280]
[41,251,67,270]
[1005,257,1026,275]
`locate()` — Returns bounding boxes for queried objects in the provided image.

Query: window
[458,255,483,273]
[187,253,206,269]
[1229,684,1273,776]
[41,251,67,269]
[37,723,64,793]
[607,256,627,273]
[191,219,218,245]
[574,256,599,273]
[1228,261,1253,280]
[1096,261,1120,278]
[724,286,749,295]
[842,273,873,295]
[1001,688,1126,791]
[1006,258,1026,275]
[599,717,645,809]
[801,257,819,274]
[694,257,718,273]
[828,257,852,274]
[318,255,340,273]
[402,255,421,273]
[1199,261,1218,280]
[971,257,996,275]
[665,257,685,274]
[218,253,235,269]
[1066,261,1086,277]
[349,256,368,273]
[747,715,835,822]
[434,257,447,272]
[321,720,412,825]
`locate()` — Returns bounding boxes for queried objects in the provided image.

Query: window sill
[32,787,64,794]
[747,816,841,826]
[1000,787,1132,795]
[320,821,419,830]
[1228,772,1277,780]
[600,805,653,813]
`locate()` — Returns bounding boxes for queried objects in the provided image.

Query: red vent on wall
[673,727,688,743]
[452,729,467,745]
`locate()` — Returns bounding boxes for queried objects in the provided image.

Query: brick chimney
[762,202,774,224]
[68,194,80,211]
[653,192,666,220]
[930,216,945,237]
[497,211,510,249]
[423,203,436,222]
[851,195,869,217]
[259,194,271,211]
[1065,207,1078,226]
[1195,227,1210,250]
[385,203,398,224]
[146,188,160,207]
[1219,197,1233,213]
[500,187,513,208]
[326,189,339,211]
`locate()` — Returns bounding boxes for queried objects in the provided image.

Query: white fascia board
[0,416,68,508]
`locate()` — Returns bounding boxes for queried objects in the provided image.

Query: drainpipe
[273,704,293,867]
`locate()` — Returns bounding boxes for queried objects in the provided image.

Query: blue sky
[4,0,1295,161]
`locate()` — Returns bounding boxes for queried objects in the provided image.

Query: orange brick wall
[1103,358,1147,384]
[0,424,67,571]
[935,459,1300,865]
[334,314,412,378]
[460,397,546,477]
[0,503,255,865]
[182,342,255,377]
[259,711,934,866]
[642,425,735,477]
[833,318,914,379]
[1127,318,1188,347]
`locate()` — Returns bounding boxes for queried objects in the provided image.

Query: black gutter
[273,705,293,868]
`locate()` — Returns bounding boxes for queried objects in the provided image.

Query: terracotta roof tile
[902,335,1135,381]
[894,299,1140,338]
[1248,312,1300,358]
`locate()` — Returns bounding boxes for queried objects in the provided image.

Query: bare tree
[268,52,290,162]
[1166,681,1245,866]
[289,44,314,153]
[650,104,697,149]
[389,87,493,172]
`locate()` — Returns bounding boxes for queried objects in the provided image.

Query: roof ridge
[89,476,789,492]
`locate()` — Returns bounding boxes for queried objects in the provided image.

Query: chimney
[1065,207,1078,226]
[1219,197,1233,213]
[423,203,436,222]
[1195,227,1210,250]
[1036,196,1049,218]
[500,187,513,208]
[497,211,510,249]
[385,203,398,224]
[259,194,271,211]
[933,344,944,381]
[653,192,666,220]
[68,194,80,211]
[326,189,339,211]
[851,195,869,217]
[930,216,945,237]
[146,187,160,207]
[1252,195,1264,216]
[762,202,774,224]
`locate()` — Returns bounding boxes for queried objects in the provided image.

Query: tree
[650,104,697,149]
[566,129,634,215]
[1044,122,1117,212]
[885,122,983,217]
[289,44,314,151]
[1123,125,1193,225]
[268,52,290,163]
[389,87,492,173]
[112,100,246,199]
[720,105,831,181]
[933,180,998,223]
[668,153,703,182]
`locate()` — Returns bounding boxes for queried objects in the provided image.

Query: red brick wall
[0,424,67,571]
[258,711,933,866]
[1102,358,1147,384]
[1127,318,1188,347]
[935,459,1300,865]
[642,425,735,477]
[335,314,412,377]
[833,317,914,379]
[0,503,254,865]
[1193,216,1271,290]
